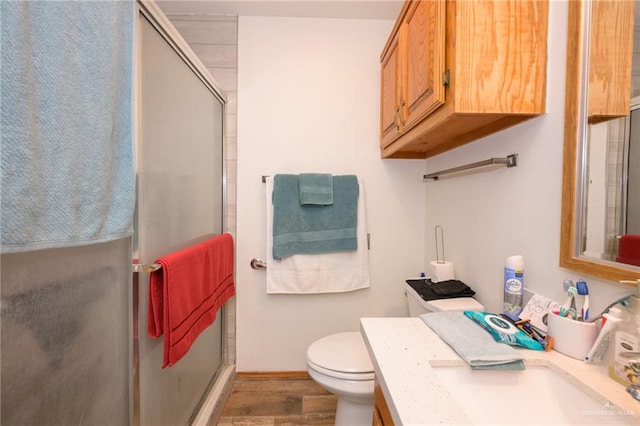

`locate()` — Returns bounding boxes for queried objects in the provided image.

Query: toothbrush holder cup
[547,313,599,360]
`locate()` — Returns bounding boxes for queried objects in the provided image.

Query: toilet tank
[404,281,484,316]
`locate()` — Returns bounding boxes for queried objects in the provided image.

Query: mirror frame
[560,0,640,284]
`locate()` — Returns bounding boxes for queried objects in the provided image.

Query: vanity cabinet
[372,382,395,426]
[380,0,548,159]
[587,0,634,124]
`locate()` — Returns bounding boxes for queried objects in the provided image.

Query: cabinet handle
[397,100,406,126]
[394,100,406,132]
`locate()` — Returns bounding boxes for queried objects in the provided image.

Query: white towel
[265,176,370,294]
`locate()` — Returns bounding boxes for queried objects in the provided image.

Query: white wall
[236,1,637,372]
[236,16,425,371]
[423,1,632,320]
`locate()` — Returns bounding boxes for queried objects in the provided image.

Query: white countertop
[360,317,640,425]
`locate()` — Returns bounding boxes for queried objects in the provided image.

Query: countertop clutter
[360,317,640,425]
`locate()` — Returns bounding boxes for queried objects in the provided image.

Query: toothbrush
[559,280,571,316]
[569,294,578,320]
[560,280,577,318]
[576,280,589,321]
[567,281,578,319]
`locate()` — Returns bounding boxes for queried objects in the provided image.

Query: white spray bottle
[584,306,623,363]
[609,282,640,386]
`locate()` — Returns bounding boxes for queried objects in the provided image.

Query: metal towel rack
[132,263,162,273]
[131,233,221,273]
[423,154,518,181]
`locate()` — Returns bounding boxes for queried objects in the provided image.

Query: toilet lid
[307,331,374,377]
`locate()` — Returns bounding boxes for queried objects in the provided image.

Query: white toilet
[305,281,484,426]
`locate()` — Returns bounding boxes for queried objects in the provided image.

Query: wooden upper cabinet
[380,0,445,150]
[588,0,634,124]
[380,0,548,159]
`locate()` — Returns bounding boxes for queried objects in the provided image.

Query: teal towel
[272,174,358,259]
[299,173,333,205]
[0,1,135,253]
[420,312,525,370]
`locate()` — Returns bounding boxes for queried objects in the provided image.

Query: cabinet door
[373,383,395,425]
[381,31,403,148]
[402,0,446,130]
[372,406,384,426]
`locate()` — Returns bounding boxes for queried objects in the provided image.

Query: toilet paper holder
[435,225,446,264]
[429,225,455,282]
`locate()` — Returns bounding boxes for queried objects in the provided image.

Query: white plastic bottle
[584,307,623,363]
[503,255,524,321]
[609,287,640,386]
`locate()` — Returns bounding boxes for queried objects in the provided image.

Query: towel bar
[423,154,518,181]
[132,263,162,273]
[250,258,267,270]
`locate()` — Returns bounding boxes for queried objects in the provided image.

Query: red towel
[148,233,235,368]
[617,234,640,267]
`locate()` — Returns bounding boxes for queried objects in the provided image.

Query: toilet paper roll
[429,261,455,283]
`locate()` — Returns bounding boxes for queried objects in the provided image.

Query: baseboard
[235,371,311,380]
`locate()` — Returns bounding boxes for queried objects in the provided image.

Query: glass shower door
[135,11,225,426]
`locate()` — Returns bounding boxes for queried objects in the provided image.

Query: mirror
[584,98,640,264]
[560,0,640,283]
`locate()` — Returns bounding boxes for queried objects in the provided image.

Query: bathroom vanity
[360,317,640,425]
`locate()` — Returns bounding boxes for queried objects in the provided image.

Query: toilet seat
[306,332,374,381]
[307,359,375,381]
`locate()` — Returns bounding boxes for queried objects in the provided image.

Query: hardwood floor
[214,372,338,425]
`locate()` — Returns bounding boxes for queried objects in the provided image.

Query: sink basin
[431,365,634,425]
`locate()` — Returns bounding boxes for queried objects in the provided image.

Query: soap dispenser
[609,281,640,386]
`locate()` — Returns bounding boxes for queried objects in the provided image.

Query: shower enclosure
[1,3,232,425]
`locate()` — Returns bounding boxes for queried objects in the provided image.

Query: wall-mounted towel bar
[423,154,518,181]
[250,258,267,269]
[132,263,162,273]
